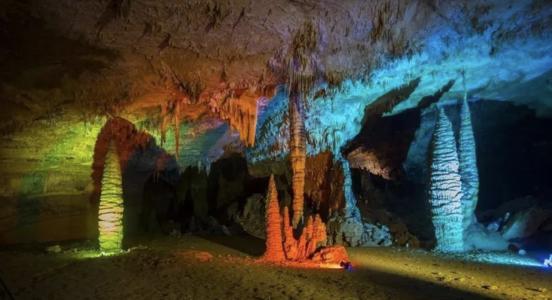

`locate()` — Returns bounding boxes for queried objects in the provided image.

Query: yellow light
[98,142,124,253]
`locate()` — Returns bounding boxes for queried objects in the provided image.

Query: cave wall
[353,100,552,242]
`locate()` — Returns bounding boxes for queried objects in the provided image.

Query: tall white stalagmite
[458,98,479,229]
[428,108,464,252]
[98,142,124,252]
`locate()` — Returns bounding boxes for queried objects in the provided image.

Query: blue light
[545,254,552,267]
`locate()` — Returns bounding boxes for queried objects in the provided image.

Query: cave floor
[1,236,551,300]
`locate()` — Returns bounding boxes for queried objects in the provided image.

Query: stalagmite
[458,98,479,229]
[289,95,306,228]
[282,206,298,260]
[428,108,464,252]
[98,142,124,253]
[263,175,285,262]
[307,214,327,257]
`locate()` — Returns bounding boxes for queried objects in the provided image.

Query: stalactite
[174,99,181,158]
[289,94,306,228]
[428,108,464,252]
[458,98,479,230]
[263,175,285,262]
[98,141,124,253]
[218,90,259,147]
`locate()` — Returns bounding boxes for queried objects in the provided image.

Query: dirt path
[0,236,550,300]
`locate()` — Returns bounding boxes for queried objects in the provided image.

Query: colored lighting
[98,142,124,253]
[545,255,552,267]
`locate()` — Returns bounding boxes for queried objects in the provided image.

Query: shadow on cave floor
[197,234,265,257]
[1,237,550,299]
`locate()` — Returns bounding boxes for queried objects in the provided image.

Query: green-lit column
[98,142,124,253]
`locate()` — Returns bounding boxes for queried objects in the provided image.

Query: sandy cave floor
[0,236,551,300]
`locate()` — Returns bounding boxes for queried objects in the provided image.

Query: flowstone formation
[98,142,125,253]
[428,108,464,252]
[458,98,479,229]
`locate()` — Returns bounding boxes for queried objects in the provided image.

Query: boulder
[311,246,349,264]
[328,216,392,247]
[500,206,552,240]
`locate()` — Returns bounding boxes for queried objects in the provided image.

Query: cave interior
[1,0,552,299]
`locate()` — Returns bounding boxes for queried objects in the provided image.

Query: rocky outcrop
[236,194,265,239]
[328,215,392,247]
[345,79,453,180]
[500,206,552,241]
[458,99,479,229]
[311,245,350,265]
[98,142,124,252]
[428,108,464,252]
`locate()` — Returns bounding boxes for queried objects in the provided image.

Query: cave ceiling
[1,0,551,178]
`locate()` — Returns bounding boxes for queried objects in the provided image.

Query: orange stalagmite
[262,177,346,267]
[282,206,298,260]
[263,175,285,262]
[307,214,327,257]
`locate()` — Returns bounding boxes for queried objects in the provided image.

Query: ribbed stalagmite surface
[263,175,285,262]
[98,142,124,252]
[428,108,464,252]
[458,98,479,229]
[289,95,306,228]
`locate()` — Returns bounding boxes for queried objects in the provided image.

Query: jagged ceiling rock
[1,0,552,196]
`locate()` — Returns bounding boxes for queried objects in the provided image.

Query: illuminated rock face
[281,207,327,261]
[98,142,124,252]
[264,176,329,262]
[263,175,285,262]
[458,99,479,229]
[428,108,464,252]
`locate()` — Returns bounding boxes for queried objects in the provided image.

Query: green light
[98,142,124,253]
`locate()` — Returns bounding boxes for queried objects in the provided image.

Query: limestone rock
[311,246,349,264]
[464,222,508,251]
[328,216,392,247]
[500,206,552,240]
[236,194,265,239]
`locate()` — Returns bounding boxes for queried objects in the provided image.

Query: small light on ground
[544,255,552,267]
